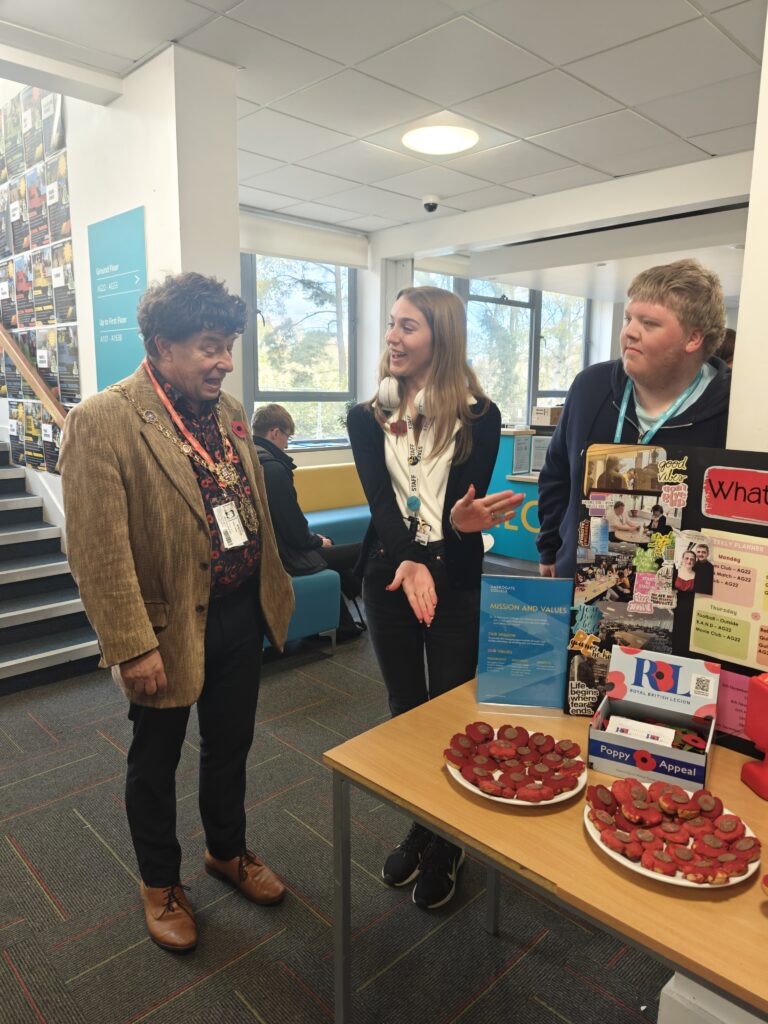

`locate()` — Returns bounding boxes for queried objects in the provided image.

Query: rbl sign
[632,658,689,697]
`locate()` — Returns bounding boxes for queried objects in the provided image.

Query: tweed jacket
[58,365,294,708]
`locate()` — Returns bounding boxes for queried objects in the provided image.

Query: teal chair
[265,569,340,652]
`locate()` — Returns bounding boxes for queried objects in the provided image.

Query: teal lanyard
[613,370,703,444]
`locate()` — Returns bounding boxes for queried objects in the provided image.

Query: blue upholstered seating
[264,569,340,651]
[305,505,369,546]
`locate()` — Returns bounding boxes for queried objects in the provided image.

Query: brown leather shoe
[140,882,197,952]
[204,849,286,905]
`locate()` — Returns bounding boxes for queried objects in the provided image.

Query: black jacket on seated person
[253,435,326,576]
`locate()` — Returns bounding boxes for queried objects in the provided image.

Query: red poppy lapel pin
[389,419,407,435]
[231,420,248,439]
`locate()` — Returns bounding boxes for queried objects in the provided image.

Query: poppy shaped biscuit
[542,751,564,769]
[477,778,505,797]
[612,778,647,804]
[648,781,676,803]
[684,815,714,839]
[560,757,585,777]
[732,836,761,863]
[641,849,677,876]
[529,732,555,755]
[488,739,518,761]
[692,833,727,858]
[621,799,663,827]
[514,745,539,765]
[460,763,494,785]
[555,738,581,758]
[587,784,618,816]
[682,857,716,884]
[443,746,468,768]
[654,820,690,845]
[498,724,528,745]
[691,790,723,820]
[601,828,643,861]
[516,781,555,803]
[588,808,615,832]
[548,771,578,795]
[712,814,746,844]
[465,721,494,744]
[450,733,476,756]
[658,788,694,816]
[497,770,528,791]
[631,827,663,853]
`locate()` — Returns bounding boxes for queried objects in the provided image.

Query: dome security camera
[422,195,439,213]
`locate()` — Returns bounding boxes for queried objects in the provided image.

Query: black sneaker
[412,838,465,910]
[381,823,433,886]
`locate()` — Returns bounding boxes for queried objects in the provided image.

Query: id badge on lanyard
[213,501,248,548]
[406,415,431,545]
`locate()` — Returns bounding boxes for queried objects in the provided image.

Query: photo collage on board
[0,88,77,470]
[567,442,768,753]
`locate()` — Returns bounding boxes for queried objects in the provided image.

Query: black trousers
[125,579,264,887]
[363,549,480,718]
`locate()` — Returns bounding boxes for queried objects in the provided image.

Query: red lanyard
[142,357,234,471]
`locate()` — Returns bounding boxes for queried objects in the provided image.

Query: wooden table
[323,682,768,1024]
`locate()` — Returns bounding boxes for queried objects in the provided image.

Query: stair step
[0,495,41,511]
[0,587,83,628]
[0,522,61,546]
[0,625,100,680]
[0,552,69,584]
[0,467,27,493]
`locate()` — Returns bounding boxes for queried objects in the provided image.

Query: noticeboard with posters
[566,441,768,754]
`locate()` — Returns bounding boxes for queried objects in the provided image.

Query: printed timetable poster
[477,575,573,712]
[88,206,147,390]
[568,442,768,754]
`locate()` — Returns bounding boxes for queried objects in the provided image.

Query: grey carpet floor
[0,634,671,1024]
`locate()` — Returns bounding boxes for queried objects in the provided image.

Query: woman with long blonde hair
[348,285,521,910]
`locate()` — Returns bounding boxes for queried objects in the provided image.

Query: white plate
[583,806,760,889]
[446,761,586,806]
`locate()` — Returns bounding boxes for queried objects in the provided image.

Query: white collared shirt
[384,418,458,542]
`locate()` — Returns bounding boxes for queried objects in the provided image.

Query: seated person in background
[252,404,364,640]
[674,549,697,592]
[537,258,730,579]
[596,456,627,491]
[605,500,644,541]
[646,503,672,536]
[607,567,634,602]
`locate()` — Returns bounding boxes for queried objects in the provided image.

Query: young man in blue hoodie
[537,258,731,579]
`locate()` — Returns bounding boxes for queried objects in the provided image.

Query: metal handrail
[0,323,68,430]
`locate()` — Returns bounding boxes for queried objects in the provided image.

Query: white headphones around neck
[377,376,428,416]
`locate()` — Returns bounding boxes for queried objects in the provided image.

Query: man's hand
[319,534,333,547]
[539,563,556,577]
[386,560,438,625]
[119,649,168,697]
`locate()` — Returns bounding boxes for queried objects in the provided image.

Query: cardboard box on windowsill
[530,406,563,427]
[587,646,720,791]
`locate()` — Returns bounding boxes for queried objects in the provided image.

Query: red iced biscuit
[588,808,615,831]
[469,753,494,769]
[683,857,716,884]
[654,820,690,845]
[713,852,748,877]
[612,778,647,804]
[641,849,677,876]
[691,789,723,820]
[529,732,555,755]
[488,740,518,760]
[443,746,468,768]
[648,781,676,803]
[497,770,527,790]
[621,799,663,827]
[631,827,663,852]
[450,733,476,755]
[555,738,581,759]
[460,763,494,784]
[542,751,564,769]
[528,762,554,782]
[732,836,761,863]
[601,828,643,861]
[548,771,578,795]
[478,778,505,797]
[658,788,694,816]
[476,741,495,757]
[466,721,494,744]
[614,808,635,832]
[516,781,554,803]
[713,814,746,844]
[667,845,696,868]
[692,833,727,858]
[514,745,539,765]
[498,724,528,745]
[497,757,525,773]
[560,757,585,777]
[587,784,618,815]
[683,815,713,839]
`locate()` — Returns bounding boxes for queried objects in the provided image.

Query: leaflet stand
[740,674,768,800]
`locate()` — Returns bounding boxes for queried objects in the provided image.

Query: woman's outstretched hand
[387,560,438,626]
[450,484,524,533]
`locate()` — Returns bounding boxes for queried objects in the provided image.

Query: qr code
[693,675,713,698]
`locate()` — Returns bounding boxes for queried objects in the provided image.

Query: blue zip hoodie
[536,356,731,577]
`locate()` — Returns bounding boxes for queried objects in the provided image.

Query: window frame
[240,252,358,415]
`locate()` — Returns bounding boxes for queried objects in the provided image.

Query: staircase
[0,442,100,694]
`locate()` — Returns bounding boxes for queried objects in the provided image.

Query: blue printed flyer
[477,575,573,713]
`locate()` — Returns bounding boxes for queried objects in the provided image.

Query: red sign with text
[702,466,768,526]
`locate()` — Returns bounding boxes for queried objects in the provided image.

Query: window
[413,269,454,290]
[536,291,588,407]
[241,254,356,443]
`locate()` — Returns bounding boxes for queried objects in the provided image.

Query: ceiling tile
[358,17,549,106]
[636,73,760,139]
[365,110,515,160]
[2,0,213,61]
[238,185,297,209]
[695,0,749,10]
[377,165,490,199]
[190,0,244,10]
[300,142,428,183]
[182,15,342,105]
[457,70,621,138]
[273,71,437,136]
[688,123,757,155]
[710,0,768,59]
[341,215,404,231]
[508,165,612,194]
[277,202,361,224]
[237,109,352,163]
[439,0,497,9]
[237,97,259,118]
[591,139,710,176]
[566,21,757,105]
[228,0,451,64]
[532,110,699,164]
[244,165,356,199]
[321,185,461,220]
[448,185,529,210]
[474,0,697,64]
[446,140,572,183]
[237,151,284,181]
[0,20,132,72]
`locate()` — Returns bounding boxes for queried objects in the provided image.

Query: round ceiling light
[402,125,479,155]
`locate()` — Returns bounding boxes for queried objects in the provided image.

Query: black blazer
[347,400,501,590]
